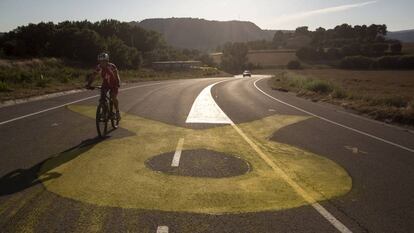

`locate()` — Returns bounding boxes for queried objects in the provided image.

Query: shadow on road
[0,136,108,196]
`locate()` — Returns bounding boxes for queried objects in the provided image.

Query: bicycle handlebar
[85,85,102,90]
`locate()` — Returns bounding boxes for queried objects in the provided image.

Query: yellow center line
[230,122,352,233]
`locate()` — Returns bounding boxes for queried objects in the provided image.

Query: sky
[0,0,413,32]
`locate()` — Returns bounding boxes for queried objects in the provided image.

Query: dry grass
[403,43,414,54]
[0,58,228,102]
[292,69,414,100]
[271,69,414,126]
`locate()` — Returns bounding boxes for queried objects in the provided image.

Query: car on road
[243,70,251,77]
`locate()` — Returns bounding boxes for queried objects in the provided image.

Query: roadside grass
[0,58,227,101]
[271,70,414,126]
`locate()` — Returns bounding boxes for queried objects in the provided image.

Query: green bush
[340,55,414,70]
[296,47,320,60]
[287,60,301,69]
[398,55,414,69]
[370,96,408,108]
[35,74,50,88]
[340,56,374,69]
[390,42,402,53]
[0,81,12,92]
[376,56,400,69]
[304,80,333,94]
[332,87,348,99]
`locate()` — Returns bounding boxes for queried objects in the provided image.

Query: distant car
[243,70,251,77]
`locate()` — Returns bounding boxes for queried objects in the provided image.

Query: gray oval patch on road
[145,149,251,178]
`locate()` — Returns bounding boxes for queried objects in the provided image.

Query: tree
[220,42,248,74]
[390,42,402,54]
[72,29,105,62]
[334,24,354,39]
[106,36,142,68]
[273,31,285,48]
[312,27,326,46]
[372,43,389,56]
[11,22,56,56]
[199,54,216,67]
[295,26,309,36]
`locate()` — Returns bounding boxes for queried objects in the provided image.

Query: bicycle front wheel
[96,103,108,138]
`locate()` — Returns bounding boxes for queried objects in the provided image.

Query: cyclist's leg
[110,87,120,119]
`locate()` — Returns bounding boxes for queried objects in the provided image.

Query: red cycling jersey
[95,63,119,95]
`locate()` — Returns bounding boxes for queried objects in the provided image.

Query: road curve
[0,76,413,233]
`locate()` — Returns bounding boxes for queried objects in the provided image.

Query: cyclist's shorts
[102,84,118,96]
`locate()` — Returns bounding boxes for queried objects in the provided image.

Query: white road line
[171,138,185,167]
[186,80,234,124]
[156,226,169,233]
[0,82,163,126]
[253,78,414,153]
[188,81,352,233]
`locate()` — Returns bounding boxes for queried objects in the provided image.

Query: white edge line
[312,203,353,233]
[253,78,414,153]
[156,226,169,233]
[171,138,185,167]
[0,82,163,126]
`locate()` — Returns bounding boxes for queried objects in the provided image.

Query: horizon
[1,0,414,32]
[0,17,412,33]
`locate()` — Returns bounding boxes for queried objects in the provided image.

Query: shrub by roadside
[340,55,414,70]
[287,60,301,69]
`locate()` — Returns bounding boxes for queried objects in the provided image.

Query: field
[270,69,414,126]
[403,43,414,54]
[210,50,297,68]
[0,58,227,102]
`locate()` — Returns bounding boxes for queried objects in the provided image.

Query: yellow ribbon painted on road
[39,105,351,214]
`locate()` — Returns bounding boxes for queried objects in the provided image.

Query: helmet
[97,53,109,61]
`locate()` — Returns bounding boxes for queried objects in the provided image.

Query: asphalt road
[0,76,413,233]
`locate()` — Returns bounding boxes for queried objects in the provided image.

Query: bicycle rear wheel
[109,101,119,129]
[96,103,108,138]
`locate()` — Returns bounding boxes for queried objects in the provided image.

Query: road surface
[0,76,413,233]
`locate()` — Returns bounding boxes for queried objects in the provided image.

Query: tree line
[218,23,413,73]
[218,24,403,58]
[290,24,403,60]
[0,20,212,68]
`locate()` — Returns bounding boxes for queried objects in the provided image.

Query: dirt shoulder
[269,69,414,127]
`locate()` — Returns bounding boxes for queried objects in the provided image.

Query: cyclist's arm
[86,65,101,88]
[112,64,121,87]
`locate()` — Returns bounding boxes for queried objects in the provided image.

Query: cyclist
[86,53,121,120]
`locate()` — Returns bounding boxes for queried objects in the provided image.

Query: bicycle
[88,86,120,138]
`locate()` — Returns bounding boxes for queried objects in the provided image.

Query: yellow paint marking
[75,207,107,233]
[0,187,45,225]
[232,123,322,201]
[13,191,54,233]
[231,123,352,233]
[39,105,351,214]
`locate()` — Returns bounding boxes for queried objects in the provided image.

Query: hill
[387,29,414,42]
[135,18,274,51]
